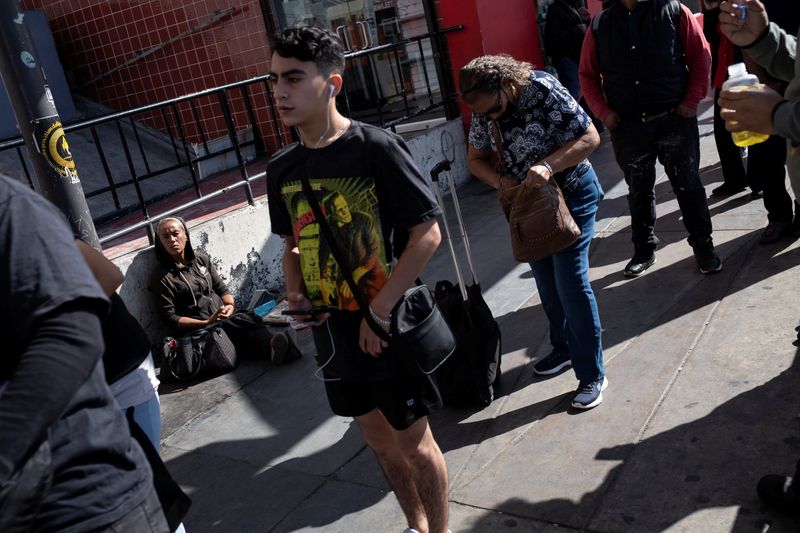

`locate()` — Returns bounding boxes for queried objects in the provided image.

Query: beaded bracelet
[369,305,391,328]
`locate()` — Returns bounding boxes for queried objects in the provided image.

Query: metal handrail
[0,75,276,152]
[98,172,264,245]
[343,25,462,60]
[0,25,463,248]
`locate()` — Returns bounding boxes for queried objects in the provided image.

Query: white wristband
[539,160,554,176]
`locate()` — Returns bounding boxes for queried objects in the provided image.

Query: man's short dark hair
[272,26,345,75]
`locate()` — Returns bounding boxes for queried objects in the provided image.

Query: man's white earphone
[329,84,335,98]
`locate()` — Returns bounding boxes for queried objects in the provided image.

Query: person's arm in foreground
[76,240,123,296]
[0,306,105,483]
[0,205,106,483]
[283,235,324,317]
[719,0,795,82]
[718,0,800,142]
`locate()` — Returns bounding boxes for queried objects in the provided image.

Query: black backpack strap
[669,0,681,23]
[591,8,606,36]
[668,0,681,31]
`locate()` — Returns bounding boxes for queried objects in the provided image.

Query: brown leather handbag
[491,123,581,262]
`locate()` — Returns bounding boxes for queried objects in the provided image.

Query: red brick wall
[21,0,287,152]
[434,0,544,130]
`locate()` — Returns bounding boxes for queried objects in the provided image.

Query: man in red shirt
[580,0,722,277]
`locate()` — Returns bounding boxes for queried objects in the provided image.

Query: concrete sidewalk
[158,99,800,533]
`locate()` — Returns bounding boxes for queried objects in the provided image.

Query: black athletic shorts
[324,373,443,431]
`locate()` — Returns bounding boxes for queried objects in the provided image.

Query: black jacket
[152,218,229,332]
[594,0,688,117]
[545,0,590,63]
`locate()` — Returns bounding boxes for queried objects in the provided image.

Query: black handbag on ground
[165,324,237,381]
[300,174,456,376]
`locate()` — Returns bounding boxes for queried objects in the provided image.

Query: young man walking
[266,26,449,533]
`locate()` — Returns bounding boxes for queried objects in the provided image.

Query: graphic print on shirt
[281,176,390,311]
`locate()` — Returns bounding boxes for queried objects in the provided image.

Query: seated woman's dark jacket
[152,229,229,332]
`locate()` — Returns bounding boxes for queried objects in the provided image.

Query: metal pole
[421,0,460,120]
[0,2,100,248]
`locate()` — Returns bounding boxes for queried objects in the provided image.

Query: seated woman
[152,216,299,366]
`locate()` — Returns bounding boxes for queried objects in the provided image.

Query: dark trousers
[749,135,792,223]
[713,89,791,222]
[610,113,713,253]
[713,88,749,190]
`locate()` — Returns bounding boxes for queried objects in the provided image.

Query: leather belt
[640,109,675,122]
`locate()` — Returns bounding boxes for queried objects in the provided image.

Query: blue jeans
[129,394,188,533]
[132,393,161,448]
[529,167,604,382]
[555,57,581,99]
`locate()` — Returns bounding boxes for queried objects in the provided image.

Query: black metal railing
[339,25,462,131]
[0,75,288,244]
[0,25,462,247]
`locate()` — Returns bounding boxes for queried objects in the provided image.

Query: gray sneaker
[572,376,608,409]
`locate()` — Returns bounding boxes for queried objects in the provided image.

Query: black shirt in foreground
[0,175,151,532]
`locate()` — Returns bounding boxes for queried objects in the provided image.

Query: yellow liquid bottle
[723,63,770,147]
[731,127,770,147]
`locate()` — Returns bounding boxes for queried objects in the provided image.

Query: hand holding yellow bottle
[721,63,770,147]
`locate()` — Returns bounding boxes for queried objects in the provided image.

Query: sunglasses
[472,91,504,119]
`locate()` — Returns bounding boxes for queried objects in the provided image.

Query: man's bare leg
[356,409,427,531]
[396,417,449,533]
[355,409,449,533]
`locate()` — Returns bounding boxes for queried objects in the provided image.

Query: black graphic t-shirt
[267,121,441,312]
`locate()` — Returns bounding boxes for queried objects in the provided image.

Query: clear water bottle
[722,62,770,147]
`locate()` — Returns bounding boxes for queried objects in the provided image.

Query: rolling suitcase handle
[430,160,478,302]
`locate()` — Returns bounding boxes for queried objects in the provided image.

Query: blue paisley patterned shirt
[468,70,592,185]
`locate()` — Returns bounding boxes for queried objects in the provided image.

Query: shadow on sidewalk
[454,345,800,532]
[164,420,384,531]
[429,214,800,458]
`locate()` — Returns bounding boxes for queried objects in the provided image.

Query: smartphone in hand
[281,309,325,316]
[281,308,331,329]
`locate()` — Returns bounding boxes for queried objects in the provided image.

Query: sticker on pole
[34,120,80,184]
[20,51,36,68]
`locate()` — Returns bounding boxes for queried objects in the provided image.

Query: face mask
[496,96,517,122]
